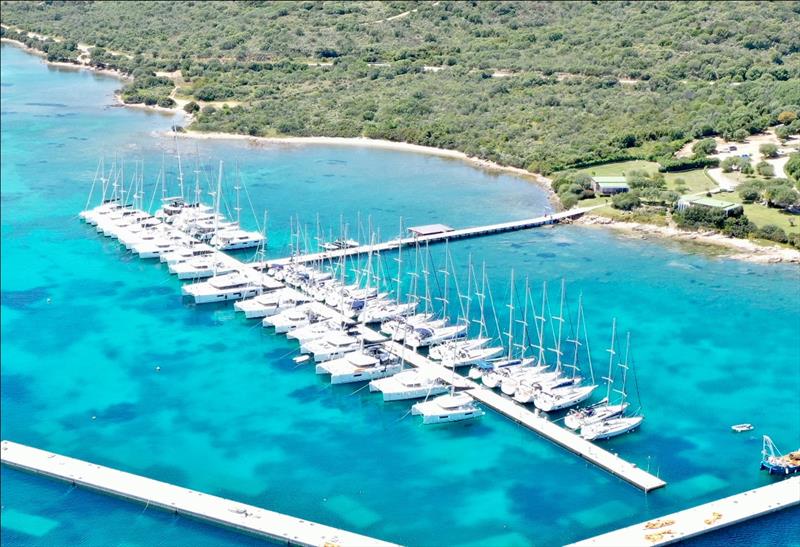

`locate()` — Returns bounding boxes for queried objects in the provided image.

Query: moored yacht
[316,346,401,384]
[411,391,484,425]
[369,369,449,401]
[234,288,308,319]
[181,272,267,304]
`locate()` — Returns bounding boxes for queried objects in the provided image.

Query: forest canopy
[2,1,799,173]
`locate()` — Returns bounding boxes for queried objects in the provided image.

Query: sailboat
[760,436,800,475]
[580,330,643,441]
[565,319,629,430]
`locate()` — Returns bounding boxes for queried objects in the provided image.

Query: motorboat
[181,272,264,304]
[233,289,307,319]
[316,347,401,384]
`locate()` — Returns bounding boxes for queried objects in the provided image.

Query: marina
[569,477,800,546]
[0,441,398,547]
[3,41,799,547]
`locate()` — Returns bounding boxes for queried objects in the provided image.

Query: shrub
[738,181,762,203]
[559,192,579,209]
[611,191,641,210]
[754,224,788,243]
[157,97,175,108]
[183,100,200,113]
[722,215,755,238]
[692,138,717,156]
[756,161,775,177]
[759,143,779,158]
[658,157,719,172]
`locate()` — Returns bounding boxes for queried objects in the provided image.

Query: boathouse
[590,176,630,196]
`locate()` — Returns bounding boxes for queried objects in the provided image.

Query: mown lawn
[715,191,800,234]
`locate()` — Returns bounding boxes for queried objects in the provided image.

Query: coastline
[1,37,130,80]
[577,214,800,264]
[164,129,558,195]
[5,36,798,266]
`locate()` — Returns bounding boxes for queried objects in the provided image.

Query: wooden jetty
[379,341,666,492]
[261,206,599,268]
[1,440,399,547]
[568,476,800,546]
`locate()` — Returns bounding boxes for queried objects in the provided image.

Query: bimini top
[408,224,454,237]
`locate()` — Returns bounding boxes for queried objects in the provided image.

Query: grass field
[715,191,800,234]
[573,161,716,195]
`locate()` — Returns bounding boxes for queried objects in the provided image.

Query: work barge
[0,440,398,547]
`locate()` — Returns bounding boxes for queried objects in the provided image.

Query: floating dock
[379,341,666,492]
[568,476,800,546]
[1,440,398,547]
[261,207,599,268]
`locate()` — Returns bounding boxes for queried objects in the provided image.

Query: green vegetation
[692,138,717,156]
[2,1,799,173]
[786,152,800,184]
[759,143,779,158]
[755,161,775,177]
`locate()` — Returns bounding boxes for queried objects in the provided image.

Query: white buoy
[91,416,96,420]
[155,366,161,372]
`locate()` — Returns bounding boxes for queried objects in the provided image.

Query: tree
[559,192,579,209]
[721,157,737,173]
[738,181,762,203]
[157,97,175,108]
[756,161,775,177]
[692,138,717,156]
[775,125,791,141]
[786,153,800,183]
[611,191,641,210]
[732,129,749,142]
[777,111,797,125]
[740,160,754,175]
[183,101,200,113]
[759,143,779,158]
[766,186,799,209]
[722,215,755,238]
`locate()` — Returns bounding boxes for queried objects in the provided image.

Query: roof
[596,181,630,189]
[408,223,454,236]
[592,176,627,184]
[689,197,742,209]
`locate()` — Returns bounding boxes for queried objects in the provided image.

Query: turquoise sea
[2,43,799,547]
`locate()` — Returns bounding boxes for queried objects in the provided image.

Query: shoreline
[5,36,798,266]
[1,37,131,80]
[163,129,558,199]
[577,214,800,264]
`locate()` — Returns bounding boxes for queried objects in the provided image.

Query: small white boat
[411,392,484,425]
[320,238,359,251]
[731,423,754,433]
[581,415,643,441]
[264,305,330,334]
[357,301,417,324]
[440,345,505,369]
[160,244,215,265]
[379,313,433,338]
[369,369,449,401]
[287,319,355,344]
[479,358,535,389]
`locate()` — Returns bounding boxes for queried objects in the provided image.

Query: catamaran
[263,304,330,334]
[315,346,401,384]
[234,288,308,319]
[369,368,450,401]
[411,388,485,425]
[181,272,269,304]
[302,332,365,362]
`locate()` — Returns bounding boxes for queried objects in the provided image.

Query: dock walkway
[1,440,398,547]
[262,207,598,268]
[568,476,800,546]
[379,342,666,492]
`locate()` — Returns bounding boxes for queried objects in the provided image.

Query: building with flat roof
[408,224,454,237]
[677,196,744,216]
[591,176,630,196]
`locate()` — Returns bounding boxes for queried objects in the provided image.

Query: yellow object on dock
[568,476,800,546]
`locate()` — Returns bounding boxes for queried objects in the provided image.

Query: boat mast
[234,164,242,226]
[515,276,530,359]
[475,260,487,340]
[603,319,617,404]
[566,293,585,380]
[613,331,632,407]
[550,279,566,374]
[175,136,184,200]
[534,281,548,366]
[394,217,404,304]
[505,269,515,359]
